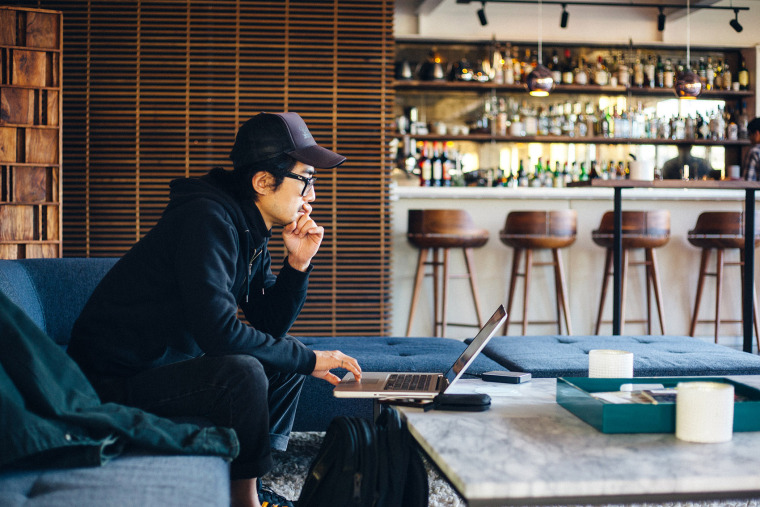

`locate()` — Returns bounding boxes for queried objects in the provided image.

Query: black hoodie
[68,168,317,380]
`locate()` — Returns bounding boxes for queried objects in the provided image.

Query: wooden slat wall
[15,0,394,336]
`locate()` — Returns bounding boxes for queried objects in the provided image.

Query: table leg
[744,189,755,353]
[613,187,622,336]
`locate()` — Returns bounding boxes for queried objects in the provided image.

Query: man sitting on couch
[67,112,362,507]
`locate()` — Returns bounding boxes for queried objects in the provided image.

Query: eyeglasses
[284,172,316,196]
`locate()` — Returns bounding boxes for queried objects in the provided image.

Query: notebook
[332,305,507,399]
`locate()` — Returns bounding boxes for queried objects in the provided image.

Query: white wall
[397,0,760,48]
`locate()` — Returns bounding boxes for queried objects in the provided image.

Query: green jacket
[0,290,239,470]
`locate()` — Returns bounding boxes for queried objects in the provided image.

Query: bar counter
[391,182,756,344]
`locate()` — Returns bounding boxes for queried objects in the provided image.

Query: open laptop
[333,305,507,399]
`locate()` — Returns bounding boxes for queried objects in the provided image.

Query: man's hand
[283,202,324,271]
[311,350,362,386]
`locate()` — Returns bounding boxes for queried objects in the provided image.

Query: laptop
[333,305,507,399]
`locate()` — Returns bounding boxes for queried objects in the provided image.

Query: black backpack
[298,405,429,506]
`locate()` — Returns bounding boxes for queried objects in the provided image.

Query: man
[661,144,714,180]
[743,118,760,181]
[67,112,362,507]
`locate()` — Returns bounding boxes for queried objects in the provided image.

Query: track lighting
[560,4,569,28]
[657,7,665,31]
[730,9,743,32]
[477,2,487,26]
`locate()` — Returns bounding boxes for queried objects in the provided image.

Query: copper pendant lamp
[526,0,554,97]
[674,0,701,99]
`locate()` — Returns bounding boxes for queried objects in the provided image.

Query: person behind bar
[743,118,760,181]
[67,112,362,507]
[661,144,714,180]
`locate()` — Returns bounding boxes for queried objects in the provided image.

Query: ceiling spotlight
[657,7,665,31]
[560,4,569,28]
[730,9,743,32]
[477,2,487,26]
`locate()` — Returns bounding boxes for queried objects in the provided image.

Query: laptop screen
[442,305,506,388]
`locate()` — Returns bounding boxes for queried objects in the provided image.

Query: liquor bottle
[574,57,588,86]
[593,56,608,86]
[705,57,715,91]
[441,143,453,186]
[589,160,599,179]
[698,57,707,88]
[518,159,528,187]
[655,55,665,88]
[562,49,574,85]
[504,43,515,84]
[512,45,522,83]
[644,55,655,88]
[739,100,749,140]
[580,162,589,181]
[663,59,675,88]
[491,39,504,85]
[714,59,724,90]
[549,49,562,84]
[431,142,443,186]
[739,57,749,90]
[418,142,431,187]
[633,57,644,88]
[617,57,630,88]
[722,62,732,91]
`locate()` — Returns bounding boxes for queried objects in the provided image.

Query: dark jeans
[90,354,305,480]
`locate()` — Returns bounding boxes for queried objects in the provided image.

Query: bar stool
[687,211,760,348]
[499,210,577,335]
[406,209,489,337]
[592,210,670,335]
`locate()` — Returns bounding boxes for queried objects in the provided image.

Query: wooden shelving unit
[0,6,62,259]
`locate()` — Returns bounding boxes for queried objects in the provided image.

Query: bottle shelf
[393,80,753,99]
[398,132,751,147]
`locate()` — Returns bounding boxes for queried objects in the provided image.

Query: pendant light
[526,0,554,97]
[674,0,701,99]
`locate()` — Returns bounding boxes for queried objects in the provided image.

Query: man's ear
[251,171,272,195]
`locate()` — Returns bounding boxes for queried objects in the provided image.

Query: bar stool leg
[463,247,485,329]
[407,248,429,337]
[620,249,629,336]
[522,249,534,336]
[690,249,711,337]
[504,248,523,334]
[430,249,441,337]
[715,249,725,344]
[645,249,654,335]
[739,249,760,352]
[553,249,572,335]
[441,248,451,338]
[595,249,613,335]
[648,248,666,335]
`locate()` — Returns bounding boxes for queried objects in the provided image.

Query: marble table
[397,377,760,506]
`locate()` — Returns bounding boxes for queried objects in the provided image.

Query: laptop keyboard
[384,373,435,392]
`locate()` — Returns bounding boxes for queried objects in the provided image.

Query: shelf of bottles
[393,39,754,188]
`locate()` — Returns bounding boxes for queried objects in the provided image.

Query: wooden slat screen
[14,0,394,336]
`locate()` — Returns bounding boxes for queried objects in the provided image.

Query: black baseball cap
[230,112,346,170]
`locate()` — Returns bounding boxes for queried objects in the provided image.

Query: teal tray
[556,377,760,434]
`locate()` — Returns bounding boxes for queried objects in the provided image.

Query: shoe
[258,484,295,507]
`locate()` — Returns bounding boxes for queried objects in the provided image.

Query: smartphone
[481,371,531,384]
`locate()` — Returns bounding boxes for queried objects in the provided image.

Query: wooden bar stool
[592,210,670,335]
[406,209,489,337]
[499,210,577,335]
[687,211,760,348]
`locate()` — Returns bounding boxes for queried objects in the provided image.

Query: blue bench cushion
[477,335,760,378]
[293,336,505,431]
[0,453,229,507]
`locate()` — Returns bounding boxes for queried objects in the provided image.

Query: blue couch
[0,257,503,505]
[5,257,760,505]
